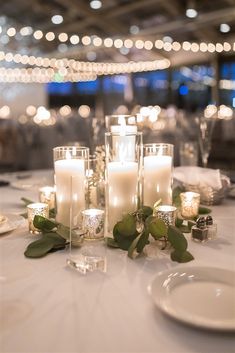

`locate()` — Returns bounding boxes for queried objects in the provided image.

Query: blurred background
[0,0,235,172]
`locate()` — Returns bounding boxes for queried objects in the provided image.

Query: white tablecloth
[0,170,235,353]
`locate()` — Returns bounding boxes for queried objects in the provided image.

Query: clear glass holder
[66,175,107,274]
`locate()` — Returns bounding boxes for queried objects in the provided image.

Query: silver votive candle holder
[39,186,56,210]
[81,208,105,240]
[180,192,200,219]
[154,205,177,226]
[27,202,49,234]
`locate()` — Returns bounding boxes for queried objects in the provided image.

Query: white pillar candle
[107,161,138,230]
[111,125,137,162]
[55,159,85,227]
[144,155,172,206]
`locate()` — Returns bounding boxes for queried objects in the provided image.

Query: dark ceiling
[0,0,235,66]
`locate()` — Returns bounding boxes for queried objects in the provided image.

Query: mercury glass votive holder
[154,205,177,226]
[82,208,105,240]
[27,202,49,234]
[180,192,200,219]
[39,186,56,210]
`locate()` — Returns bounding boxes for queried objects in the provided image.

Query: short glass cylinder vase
[53,146,89,227]
[143,143,174,207]
[105,131,143,232]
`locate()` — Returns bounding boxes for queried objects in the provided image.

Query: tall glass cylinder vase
[105,132,143,232]
[143,143,174,207]
[53,146,89,227]
[105,114,138,133]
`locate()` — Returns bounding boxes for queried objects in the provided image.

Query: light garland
[0,24,235,53]
[0,67,97,83]
[0,51,170,75]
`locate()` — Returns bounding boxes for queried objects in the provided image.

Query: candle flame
[118,115,127,136]
[65,150,72,159]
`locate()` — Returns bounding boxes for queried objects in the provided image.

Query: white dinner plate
[0,214,25,235]
[148,266,235,331]
[11,179,43,190]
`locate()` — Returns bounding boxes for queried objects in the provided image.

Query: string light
[1,24,235,53]
[0,50,171,75]
[0,67,97,83]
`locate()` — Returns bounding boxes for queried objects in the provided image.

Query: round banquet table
[0,169,235,353]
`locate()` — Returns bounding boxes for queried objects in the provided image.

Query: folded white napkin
[173,166,222,190]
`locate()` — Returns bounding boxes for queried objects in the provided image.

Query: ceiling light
[186,1,198,18]
[51,15,63,25]
[220,23,230,33]
[33,30,43,40]
[186,8,197,18]
[163,36,173,43]
[86,51,97,61]
[58,33,68,42]
[70,35,79,45]
[20,26,33,36]
[130,25,139,35]
[58,44,68,53]
[45,32,55,41]
[90,0,102,10]
[7,27,16,37]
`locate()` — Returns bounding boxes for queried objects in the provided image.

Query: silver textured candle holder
[154,205,177,226]
[27,202,49,234]
[180,192,200,219]
[82,208,105,240]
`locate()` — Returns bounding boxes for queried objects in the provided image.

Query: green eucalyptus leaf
[198,206,212,214]
[141,206,153,220]
[21,197,34,206]
[149,218,167,239]
[33,215,57,231]
[136,230,149,253]
[172,186,184,207]
[49,208,56,218]
[145,215,156,229]
[167,225,187,252]
[113,224,137,250]
[116,214,136,236]
[171,250,194,263]
[24,238,54,258]
[178,225,191,233]
[105,237,120,248]
[128,233,142,259]
[175,217,184,228]
[188,220,196,230]
[44,232,66,245]
[56,223,70,240]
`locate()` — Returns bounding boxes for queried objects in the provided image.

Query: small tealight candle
[154,205,177,226]
[82,208,105,240]
[27,203,49,234]
[39,186,56,210]
[180,192,200,219]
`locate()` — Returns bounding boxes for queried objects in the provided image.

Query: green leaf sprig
[24,215,82,258]
[106,206,194,263]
